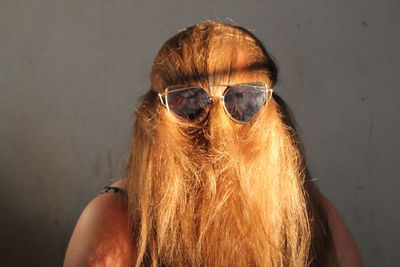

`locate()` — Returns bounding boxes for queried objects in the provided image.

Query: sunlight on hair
[122,22,337,267]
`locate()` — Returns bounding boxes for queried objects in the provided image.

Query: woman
[64,22,363,266]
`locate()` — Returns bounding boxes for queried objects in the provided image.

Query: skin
[319,194,364,266]
[63,180,133,267]
[64,179,363,267]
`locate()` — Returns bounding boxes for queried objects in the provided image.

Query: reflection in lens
[166,87,212,122]
[224,85,266,122]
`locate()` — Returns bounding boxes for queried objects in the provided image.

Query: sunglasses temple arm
[158,93,166,106]
[265,88,273,101]
[159,93,172,114]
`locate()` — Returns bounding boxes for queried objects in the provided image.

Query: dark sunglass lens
[224,85,266,122]
[166,87,211,122]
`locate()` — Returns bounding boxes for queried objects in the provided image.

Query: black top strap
[99,186,126,196]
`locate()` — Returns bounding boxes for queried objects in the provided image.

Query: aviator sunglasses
[158,82,273,123]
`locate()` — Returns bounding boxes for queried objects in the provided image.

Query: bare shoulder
[319,193,364,267]
[63,180,132,267]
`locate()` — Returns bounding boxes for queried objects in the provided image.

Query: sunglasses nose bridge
[209,95,225,108]
[210,95,224,99]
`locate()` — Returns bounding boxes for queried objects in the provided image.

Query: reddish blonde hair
[123,22,337,266]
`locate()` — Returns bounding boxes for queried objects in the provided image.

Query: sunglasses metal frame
[158,82,274,123]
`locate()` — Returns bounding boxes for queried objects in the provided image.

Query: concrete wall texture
[1,0,399,266]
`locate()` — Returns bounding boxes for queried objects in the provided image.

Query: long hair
[122,22,337,266]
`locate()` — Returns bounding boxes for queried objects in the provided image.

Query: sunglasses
[158,82,273,123]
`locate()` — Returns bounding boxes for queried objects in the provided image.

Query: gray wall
[1,0,399,266]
